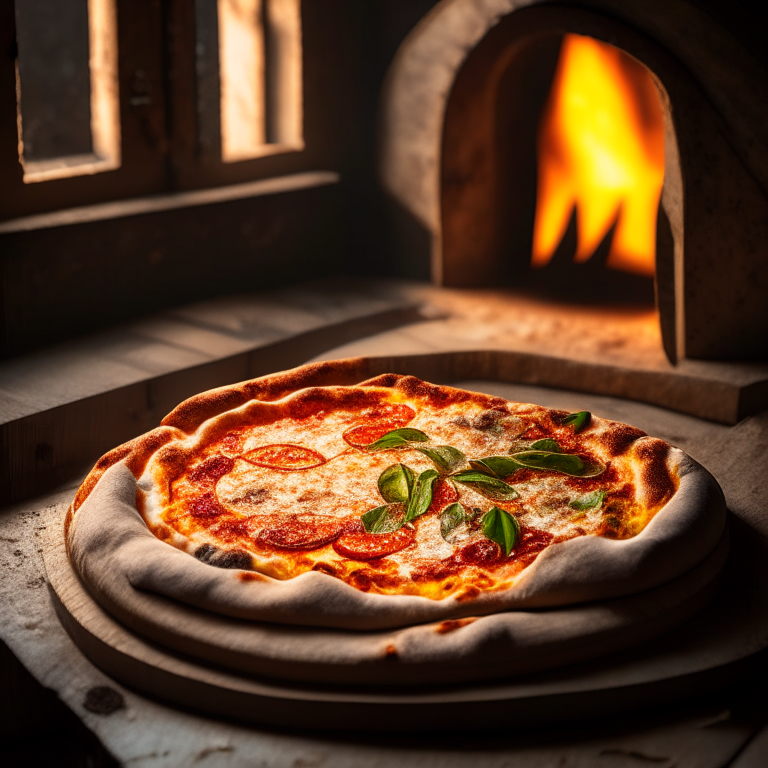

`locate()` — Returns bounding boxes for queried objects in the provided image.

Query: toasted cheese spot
[238,571,266,582]
[603,424,647,456]
[634,438,676,508]
[435,617,478,634]
[311,561,339,577]
[155,444,192,480]
[456,585,482,602]
[153,523,176,543]
[194,543,252,570]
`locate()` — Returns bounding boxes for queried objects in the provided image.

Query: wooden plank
[42,522,735,732]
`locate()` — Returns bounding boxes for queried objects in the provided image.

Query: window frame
[0,0,315,222]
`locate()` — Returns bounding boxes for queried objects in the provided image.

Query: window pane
[15,0,93,161]
[14,0,120,182]
[195,0,303,163]
[219,0,267,160]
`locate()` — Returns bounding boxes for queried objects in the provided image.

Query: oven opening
[439,24,677,358]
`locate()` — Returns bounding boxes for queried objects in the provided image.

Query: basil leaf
[529,438,562,453]
[416,445,465,474]
[361,504,405,533]
[404,469,440,522]
[562,411,591,433]
[469,456,522,479]
[481,506,520,556]
[569,490,608,510]
[452,470,519,500]
[510,450,605,478]
[439,502,466,540]
[377,463,416,504]
[365,428,430,451]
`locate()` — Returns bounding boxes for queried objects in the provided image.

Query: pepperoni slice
[456,539,502,565]
[343,421,403,448]
[256,514,345,550]
[189,492,226,519]
[428,479,460,514]
[242,444,326,471]
[188,455,235,485]
[362,404,416,423]
[333,527,415,561]
[342,404,416,448]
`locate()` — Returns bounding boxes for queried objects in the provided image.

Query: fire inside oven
[532,33,664,292]
[478,31,666,307]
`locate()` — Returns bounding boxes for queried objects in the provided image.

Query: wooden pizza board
[44,510,761,731]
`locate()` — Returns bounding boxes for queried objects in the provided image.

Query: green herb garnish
[416,445,466,474]
[452,470,519,501]
[482,506,520,556]
[569,490,608,510]
[529,438,562,452]
[469,456,522,479]
[365,428,430,451]
[510,450,605,478]
[361,504,406,533]
[439,502,467,541]
[404,469,440,522]
[377,463,416,504]
[562,411,591,433]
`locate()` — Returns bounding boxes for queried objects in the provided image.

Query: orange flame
[531,34,665,277]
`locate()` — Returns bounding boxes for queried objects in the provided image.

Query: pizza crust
[68,444,725,631]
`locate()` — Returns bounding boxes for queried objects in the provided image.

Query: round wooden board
[45,513,760,731]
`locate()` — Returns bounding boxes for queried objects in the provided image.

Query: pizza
[137,374,676,603]
[66,362,727,639]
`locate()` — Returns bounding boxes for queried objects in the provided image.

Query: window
[203,0,303,162]
[14,0,119,183]
[3,0,304,220]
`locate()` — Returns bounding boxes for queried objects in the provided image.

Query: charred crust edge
[194,543,253,570]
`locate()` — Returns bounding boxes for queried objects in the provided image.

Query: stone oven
[378,0,768,363]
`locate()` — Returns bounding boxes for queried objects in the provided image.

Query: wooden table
[3,279,768,766]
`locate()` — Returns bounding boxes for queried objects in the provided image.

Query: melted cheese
[139,387,676,598]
